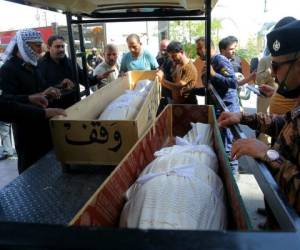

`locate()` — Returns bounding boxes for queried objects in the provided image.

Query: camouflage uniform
[241,103,300,215]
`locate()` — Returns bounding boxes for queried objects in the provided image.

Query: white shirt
[93,61,119,85]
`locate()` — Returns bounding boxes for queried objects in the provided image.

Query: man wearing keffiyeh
[2,28,43,66]
[0,28,63,173]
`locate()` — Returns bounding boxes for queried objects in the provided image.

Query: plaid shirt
[241,104,300,215]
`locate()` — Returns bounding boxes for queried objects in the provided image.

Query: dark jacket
[157,54,173,99]
[0,56,52,173]
[38,52,99,108]
[0,95,45,123]
[38,52,79,109]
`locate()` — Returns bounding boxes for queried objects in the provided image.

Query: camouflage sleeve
[265,157,300,215]
[240,112,286,137]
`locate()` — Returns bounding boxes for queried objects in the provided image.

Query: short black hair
[166,41,183,53]
[47,35,65,46]
[219,36,238,51]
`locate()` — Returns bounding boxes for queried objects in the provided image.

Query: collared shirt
[241,104,300,215]
[120,49,158,73]
[93,61,119,85]
[171,61,197,104]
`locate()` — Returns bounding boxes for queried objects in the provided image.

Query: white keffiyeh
[1,29,43,66]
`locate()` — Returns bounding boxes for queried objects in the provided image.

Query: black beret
[267,20,300,56]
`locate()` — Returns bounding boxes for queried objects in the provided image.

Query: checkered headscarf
[2,28,43,66]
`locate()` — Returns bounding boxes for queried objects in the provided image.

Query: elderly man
[218,20,300,221]
[157,41,197,104]
[93,44,119,89]
[120,34,158,74]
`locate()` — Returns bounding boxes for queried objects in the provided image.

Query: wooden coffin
[70,105,251,230]
[50,70,161,166]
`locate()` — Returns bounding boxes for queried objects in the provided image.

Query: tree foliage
[169,19,259,61]
[236,36,259,62]
[169,19,222,59]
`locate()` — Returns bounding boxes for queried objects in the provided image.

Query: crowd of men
[0,18,300,228]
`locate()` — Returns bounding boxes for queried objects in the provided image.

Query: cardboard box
[70,105,251,230]
[50,70,161,166]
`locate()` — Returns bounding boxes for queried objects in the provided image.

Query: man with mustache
[93,44,119,89]
[157,41,197,104]
[120,34,158,74]
[38,35,78,109]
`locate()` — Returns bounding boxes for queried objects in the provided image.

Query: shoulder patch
[220,67,229,76]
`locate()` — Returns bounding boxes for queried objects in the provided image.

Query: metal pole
[66,12,80,101]
[77,16,90,96]
[205,0,212,105]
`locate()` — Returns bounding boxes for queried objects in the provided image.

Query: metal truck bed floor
[0,151,112,224]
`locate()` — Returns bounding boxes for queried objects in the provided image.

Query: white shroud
[120,123,227,230]
[98,79,153,120]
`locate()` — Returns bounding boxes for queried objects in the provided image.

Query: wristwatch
[263,149,280,162]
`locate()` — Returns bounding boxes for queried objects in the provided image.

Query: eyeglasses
[271,58,298,73]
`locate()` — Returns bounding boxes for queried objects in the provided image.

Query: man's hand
[28,93,48,108]
[156,69,164,82]
[60,78,74,90]
[42,87,61,100]
[218,112,242,128]
[259,84,275,97]
[231,138,268,160]
[45,108,67,118]
[96,69,115,81]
